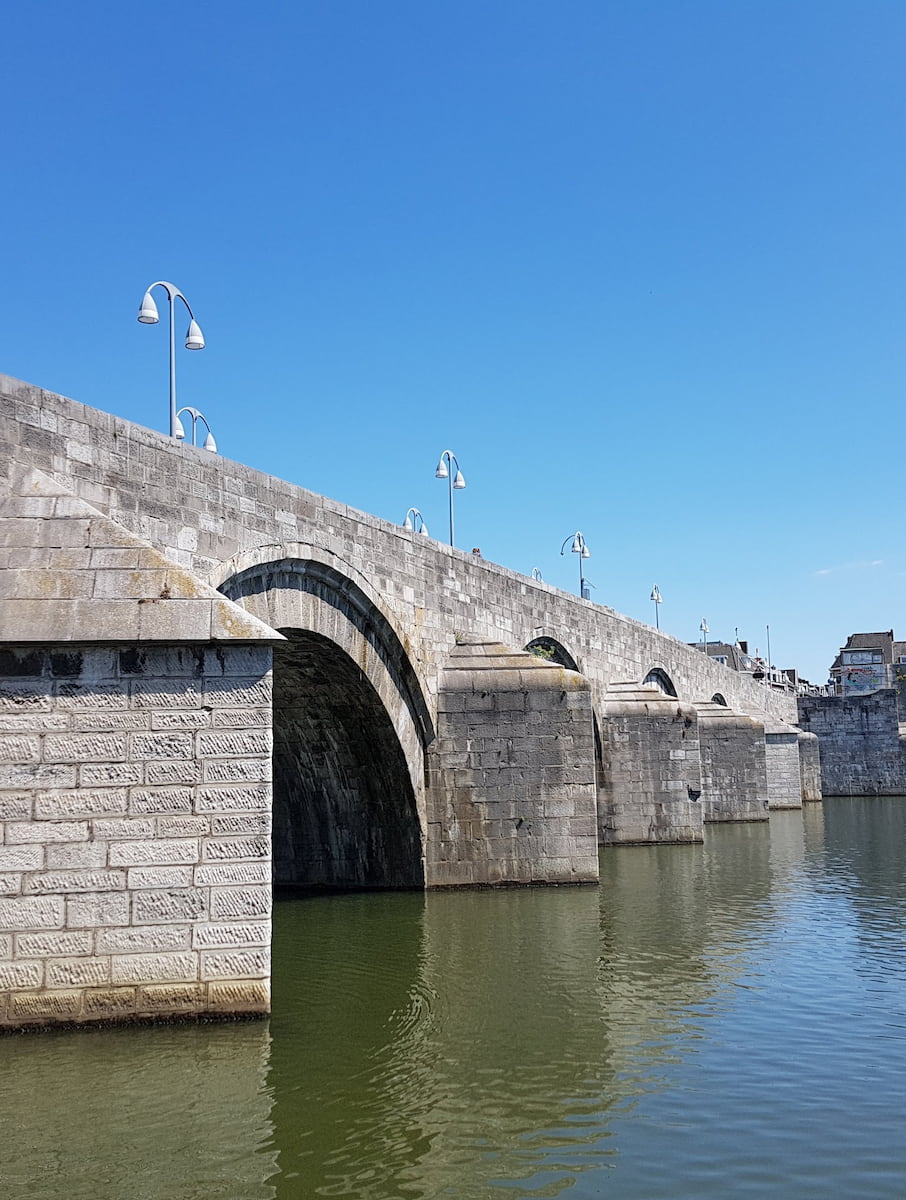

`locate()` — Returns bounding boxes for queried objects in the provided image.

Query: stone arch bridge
[0,375,818,1027]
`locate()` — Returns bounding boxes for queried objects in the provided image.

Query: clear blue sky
[4,1,904,682]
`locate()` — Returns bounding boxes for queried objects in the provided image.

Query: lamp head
[137,291,159,324]
[202,430,217,453]
[403,514,413,530]
[185,319,205,350]
[570,534,582,554]
[419,523,429,537]
[173,415,186,441]
[581,544,590,559]
[435,457,449,479]
[453,469,466,490]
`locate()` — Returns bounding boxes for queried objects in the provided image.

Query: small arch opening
[711,693,728,707]
[642,667,678,697]
[524,637,579,671]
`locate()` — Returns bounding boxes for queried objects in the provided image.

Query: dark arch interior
[272,630,424,890]
[643,667,678,697]
[711,693,728,706]
[525,637,579,671]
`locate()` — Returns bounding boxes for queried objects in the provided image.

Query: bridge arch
[219,554,432,889]
[711,693,728,707]
[524,635,580,672]
[642,667,678,697]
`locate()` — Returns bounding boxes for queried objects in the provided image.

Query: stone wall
[598,684,703,844]
[798,691,906,796]
[0,374,798,728]
[764,725,803,810]
[0,644,272,1029]
[426,641,598,885]
[797,731,822,802]
[696,703,769,824]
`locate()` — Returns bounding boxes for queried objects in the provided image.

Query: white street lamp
[561,531,592,598]
[650,584,663,629]
[435,450,466,547]
[137,280,206,439]
[403,507,430,537]
[700,617,709,657]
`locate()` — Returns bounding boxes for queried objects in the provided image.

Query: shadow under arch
[220,558,433,890]
[643,667,678,697]
[524,636,579,672]
[711,693,728,707]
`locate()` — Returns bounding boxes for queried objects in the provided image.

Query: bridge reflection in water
[4,800,906,1200]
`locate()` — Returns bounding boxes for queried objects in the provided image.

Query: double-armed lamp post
[650,584,663,629]
[402,507,430,537]
[435,450,466,547]
[137,281,216,449]
[561,531,592,599]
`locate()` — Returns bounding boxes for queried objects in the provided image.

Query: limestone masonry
[0,374,816,1029]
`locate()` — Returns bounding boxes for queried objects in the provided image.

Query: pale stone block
[35,787,128,819]
[129,731,194,760]
[46,956,110,988]
[196,730,272,758]
[192,922,269,949]
[195,785,270,812]
[0,713,69,732]
[200,947,269,980]
[203,758,271,783]
[194,862,271,887]
[78,763,143,787]
[74,712,148,733]
[24,869,125,895]
[126,866,193,889]
[96,925,191,953]
[0,845,43,871]
[204,677,271,708]
[0,763,77,789]
[9,990,81,1021]
[0,735,41,762]
[57,683,126,711]
[43,732,128,763]
[66,892,129,928]
[131,679,201,709]
[92,817,154,840]
[0,896,64,930]
[109,838,199,867]
[210,886,271,920]
[144,760,199,785]
[0,961,43,989]
[83,987,138,1016]
[211,707,270,728]
[150,710,210,730]
[128,787,193,815]
[132,888,206,924]
[0,933,12,957]
[156,816,209,837]
[136,982,205,1011]
[211,813,270,836]
[201,836,270,862]
[45,842,107,869]
[8,820,89,845]
[111,950,198,985]
[0,792,33,820]
[16,930,92,956]
[206,979,270,1012]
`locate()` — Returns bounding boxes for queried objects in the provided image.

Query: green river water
[4,796,906,1199]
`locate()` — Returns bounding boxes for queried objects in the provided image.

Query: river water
[4,797,906,1199]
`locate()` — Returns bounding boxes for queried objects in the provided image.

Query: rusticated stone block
[9,990,82,1022]
[16,930,92,956]
[35,787,128,818]
[66,892,129,928]
[200,948,269,980]
[83,986,137,1016]
[110,950,198,985]
[126,866,193,889]
[136,982,206,1011]
[128,787,193,815]
[192,922,269,949]
[194,862,270,887]
[195,785,269,812]
[0,896,64,930]
[108,838,199,867]
[132,889,207,924]
[24,870,125,895]
[206,979,270,1012]
[46,956,110,988]
[209,886,271,920]
[0,961,43,989]
[96,925,191,953]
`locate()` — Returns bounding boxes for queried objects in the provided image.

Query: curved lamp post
[137,281,205,439]
[435,450,466,547]
[650,584,663,629]
[175,406,217,453]
[403,507,430,537]
[531,567,543,581]
[561,531,592,599]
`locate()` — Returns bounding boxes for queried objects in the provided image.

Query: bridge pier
[694,702,769,824]
[426,640,598,886]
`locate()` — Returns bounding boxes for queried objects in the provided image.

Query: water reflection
[4,801,906,1199]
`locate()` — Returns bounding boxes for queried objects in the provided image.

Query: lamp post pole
[650,584,662,629]
[561,532,591,598]
[701,617,709,658]
[137,281,205,439]
[435,450,466,547]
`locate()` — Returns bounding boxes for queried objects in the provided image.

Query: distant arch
[642,667,678,697]
[711,693,728,707]
[524,637,579,672]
